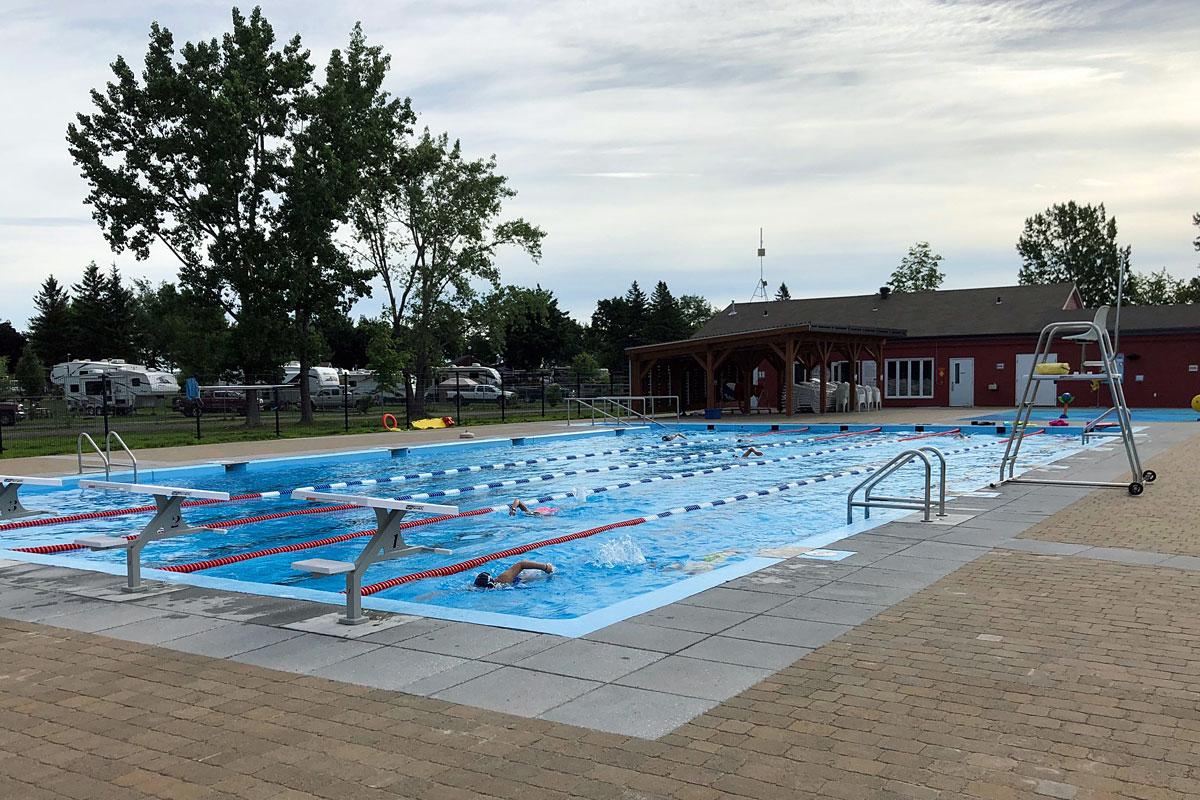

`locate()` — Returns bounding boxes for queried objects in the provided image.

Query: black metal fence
[0,372,634,459]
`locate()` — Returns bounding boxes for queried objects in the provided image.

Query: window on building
[885,358,934,399]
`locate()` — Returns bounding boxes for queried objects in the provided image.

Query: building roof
[692,283,1084,340]
[1058,304,1200,333]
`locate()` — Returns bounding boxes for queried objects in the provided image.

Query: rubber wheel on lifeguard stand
[1128,482,1144,496]
[1142,470,1157,483]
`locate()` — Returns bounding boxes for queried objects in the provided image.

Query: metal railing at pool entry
[289,491,458,625]
[566,395,680,428]
[846,446,947,523]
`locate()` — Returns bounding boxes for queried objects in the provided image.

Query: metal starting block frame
[0,475,65,520]
[74,481,231,592]
[290,490,458,625]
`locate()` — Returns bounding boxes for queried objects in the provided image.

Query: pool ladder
[847,447,946,523]
[77,431,138,481]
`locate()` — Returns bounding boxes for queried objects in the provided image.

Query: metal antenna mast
[750,228,769,301]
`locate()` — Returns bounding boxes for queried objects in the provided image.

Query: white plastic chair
[833,383,850,412]
[1064,306,1109,343]
[855,385,867,411]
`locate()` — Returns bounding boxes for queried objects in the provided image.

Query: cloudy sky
[1,0,1197,328]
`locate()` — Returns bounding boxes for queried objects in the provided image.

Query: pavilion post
[705,350,716,409]
[848,342,861,413]
[784,338,795,417]
[817,341,833,414]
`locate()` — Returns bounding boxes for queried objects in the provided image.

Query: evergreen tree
[1016,202,1128,305]
[0,321,24,368]
[28,275,72,366]
[69,262,109,359]
[775,283,791,300]
[889,242,945,292]
[14,349,45,396]
[646,281,689,343]
[103,265,138,360]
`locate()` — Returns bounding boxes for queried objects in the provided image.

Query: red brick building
[627,283,1200,411]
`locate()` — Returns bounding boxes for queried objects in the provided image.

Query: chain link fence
[0,370,634,459]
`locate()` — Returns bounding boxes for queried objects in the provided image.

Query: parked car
[310,387,351,410]
[446,385,516,404]
[0,400,26,426]
[173,389,261,417]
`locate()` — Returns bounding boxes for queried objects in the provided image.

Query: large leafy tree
[14,349,46,397]
[678,294,715,333]
[1016,202,1129,305]
[889,242,945,292]
[27,276,72,366]
[351,126,545,415]
[472,285,581,371]
[133,281,230,378]
[0,322,24,370]
[67,8,328,425]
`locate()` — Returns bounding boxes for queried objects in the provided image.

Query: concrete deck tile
[433,666,599,716]
[515,639,663,682]
[1078,546,1172,566]
[357,617,452,645]
[869,522,946,541]
[901,541,990,562]
[615,656,772,701]
[0,592,106,623]
[38,602,168,634]
[282,611,421,640]
[481,634,567,665]
[633,604,753,634]
[1001,539,1092,556]
[540,684,717,739]
[837,567,941,590]
[93,612,233,645]
[677,636,812,670]
[310,646,469,691]
[867,553,964,575]
[720,575,832,595]
[399,659,502,697]
[583,621,708,653]
[676,586,791,614]
[135,588,310,622]
[721,615,852,649]
[233,632,382,673]
[806,581,921,606]
[935,527,1017,546]
[403,621,536,659]
[244,602,343,628]
[164,623,304,658]
[766,596,887,625]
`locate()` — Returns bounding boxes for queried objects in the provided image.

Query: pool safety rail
[566,395,680,428]
[846,447,947,523]
[73,481,232,592]
[289,491,458,625]
[0,475,64,520]
[76,431,138,481]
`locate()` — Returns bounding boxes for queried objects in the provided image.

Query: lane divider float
[899,428,962,442]
[810,426,883,442]
[0,492,272,535]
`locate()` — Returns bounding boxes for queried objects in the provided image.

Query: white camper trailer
[277,361,343,407]
[51,360,179,414]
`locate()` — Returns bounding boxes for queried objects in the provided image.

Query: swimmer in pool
[509,499,554,516]
[661,432,687,441]
[741,446,764,458]
[474,561,554,588]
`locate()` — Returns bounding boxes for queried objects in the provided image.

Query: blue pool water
[964,407,1198,424]
[3,425,1090,635]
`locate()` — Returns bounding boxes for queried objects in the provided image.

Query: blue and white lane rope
[295,432,831,493]
[402,437,897,504]
[492,435,1002,511]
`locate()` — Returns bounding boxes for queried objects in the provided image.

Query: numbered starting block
[74,481,231,592]
[0,475,64,520]
[290,490,457,625]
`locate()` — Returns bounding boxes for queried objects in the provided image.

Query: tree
[0,322,24,369]
[646,281,689,343]
[14,349,45,397]
[889,242,945,292]
[1127,268,1184,305]
[133,281,231,379]
[678,294,716,333]
[571,351,600,381]
[350,125,545,415]
[103,265,139,361]
[67,7,320,425]
[775,283,791,301]
[588,281,651,374]
[68,262,109,359]
[488,286,580,371]
[27,276,72,367]
[1016,202,1129,305]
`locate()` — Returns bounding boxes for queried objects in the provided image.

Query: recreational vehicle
[51,360,179,413]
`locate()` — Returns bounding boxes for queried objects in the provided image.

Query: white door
[1015,352,1058,406]
[860,360,877,392]
[948,358,974,407]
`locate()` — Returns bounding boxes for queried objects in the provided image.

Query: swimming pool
[964,407,1198,424]
[2,424,1090,635]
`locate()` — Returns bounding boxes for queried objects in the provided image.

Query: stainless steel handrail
[77,432,110,478]
[105,431,138,482]
[847,446,946,523]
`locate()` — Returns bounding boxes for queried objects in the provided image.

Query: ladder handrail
[847,446,946,523]
[77,432,110,478]
[105,431,138,482]
[566,397,627,427]
[595,396,673,429]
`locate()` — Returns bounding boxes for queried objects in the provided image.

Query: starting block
[75,481,231,592]
[290,490,457,625]
[0,475,65,520]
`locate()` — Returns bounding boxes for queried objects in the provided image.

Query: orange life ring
[382,413,401,431]
[442,416,456,427]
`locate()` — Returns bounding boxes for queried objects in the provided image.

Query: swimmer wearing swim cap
[474,561,554,589]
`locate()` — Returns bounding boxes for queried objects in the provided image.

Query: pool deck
[1,418,1199,798]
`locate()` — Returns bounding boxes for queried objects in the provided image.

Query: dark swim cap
[474,572,494,588]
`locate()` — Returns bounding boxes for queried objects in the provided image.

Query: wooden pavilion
[625,322,901,417]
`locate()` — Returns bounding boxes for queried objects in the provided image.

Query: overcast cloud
[1,0,1197,328]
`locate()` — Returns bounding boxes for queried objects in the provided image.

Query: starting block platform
[290,490,458,625]
[0,475,65,520]
[74,481,232,592]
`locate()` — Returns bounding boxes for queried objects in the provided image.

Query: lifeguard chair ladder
[996,315,1153,495]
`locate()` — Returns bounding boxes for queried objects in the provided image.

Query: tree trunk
[411,352,429,418]
[245,386,262,427]
[298,309,314,424]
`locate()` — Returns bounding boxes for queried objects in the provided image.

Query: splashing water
[590,534,647,568]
